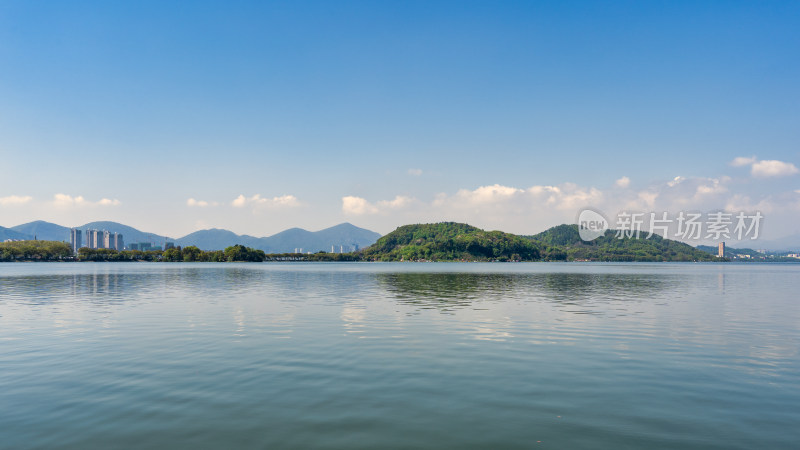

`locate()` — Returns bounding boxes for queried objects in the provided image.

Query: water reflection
[0,263,798,449]
[0,267,281,306]
[0,266,695,319]
[377,273,515,312]
[0,273,134,305]
[376,271,682,316]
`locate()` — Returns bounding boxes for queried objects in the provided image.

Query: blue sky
[1,0,799,239]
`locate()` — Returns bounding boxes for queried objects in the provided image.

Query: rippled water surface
[1,262,798,449]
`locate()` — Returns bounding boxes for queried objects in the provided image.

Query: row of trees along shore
[0,240,359,262]
[79,245,363,262]
[0,240,72,261]
[80,245,268,262]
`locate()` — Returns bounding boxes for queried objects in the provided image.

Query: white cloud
[231,195,247,207]
[444,183,595,232]
[0,195,33,206]
[729,156,799,178]
[667,176,685,187]
[272,195,300,206]
[615,176,631,188]
[231,194,300,208]
[451,184,524,205]
[187,198,218,207]
[730,156,757,167]
[342,196,379,215]
[408,168,423,176]
[377,195,413,209]
[751,160,799,178]
[52,193,120,208]
[630,176,729,210]
[637,191,658,209]
[341,178,800,238]
[695,178,728,196]
[53,194,84,207]
[434,182,604,213]
[342,195,416,216]
[724,194,774,214]
[97,198,120,206]
[526,183,603,211]
[416,182,604,232]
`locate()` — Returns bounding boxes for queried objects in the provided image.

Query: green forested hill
[361,222,719,262]
[361,222,542,261]
[528,224,717,262]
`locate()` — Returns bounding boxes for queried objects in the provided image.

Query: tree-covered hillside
[528,224,717,262]
[362,222,541,261]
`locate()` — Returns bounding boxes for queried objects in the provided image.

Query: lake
[1,262,798,449]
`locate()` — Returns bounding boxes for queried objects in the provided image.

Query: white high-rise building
[85,229,100,249]
[70,228,82,254]
[82,229,122,250]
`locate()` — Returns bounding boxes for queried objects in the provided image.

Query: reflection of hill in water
[377,272,682,315]
[0,273,135,305]
[1,267,685,317]
[0,267,380,307]
[0,268,252,305]
[377,273,516,312]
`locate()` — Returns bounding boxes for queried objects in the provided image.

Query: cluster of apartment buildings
[70,228,124,254]
[330,244,359,253]
[292,244,360,254]
[128,242,168,252]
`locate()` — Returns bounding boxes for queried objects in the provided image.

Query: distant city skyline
[1,1,798,239]
[70,228,124,252]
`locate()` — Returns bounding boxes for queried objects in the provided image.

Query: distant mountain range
[175,223,381,253]
[4,220,382,253]
[749,233,800,252]
[0,226,30,242]
[9,221,168,245]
